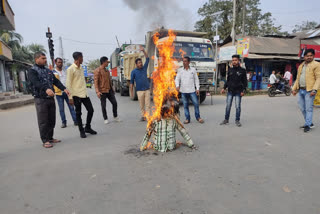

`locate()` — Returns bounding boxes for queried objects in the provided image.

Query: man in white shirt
[284,71,292,81]
[53,58,77,128]
[175,56,204,124]
[269,70,277,84]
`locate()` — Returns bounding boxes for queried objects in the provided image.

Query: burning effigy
[140,30,195,152]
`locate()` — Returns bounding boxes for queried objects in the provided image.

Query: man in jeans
[94,56,120,124]
[66,52,97,138]
[292,49,320,133]
[220,55,247,127]
[28,52,70,148]
[53,57,77,128]
[130,46,150,121]
[175,56,204,124]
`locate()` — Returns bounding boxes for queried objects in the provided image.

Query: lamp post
[211,11,223,95]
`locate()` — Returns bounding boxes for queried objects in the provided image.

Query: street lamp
[211,11,223,95]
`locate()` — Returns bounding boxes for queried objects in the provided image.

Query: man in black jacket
[220,55,247,127]
[28,52,70,148]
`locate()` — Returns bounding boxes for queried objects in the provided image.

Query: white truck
[145,28,216,103]
[111,29,216,103]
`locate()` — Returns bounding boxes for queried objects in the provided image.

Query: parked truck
[110,28,216,103]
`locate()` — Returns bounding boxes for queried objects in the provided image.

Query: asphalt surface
[1,89,320,214]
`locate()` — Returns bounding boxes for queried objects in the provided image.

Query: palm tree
[28,43,47,55]
[0,30,23,50]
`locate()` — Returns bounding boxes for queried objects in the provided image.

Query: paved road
[1,89,320,214]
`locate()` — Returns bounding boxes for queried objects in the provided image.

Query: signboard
[219,46,236,62]
[214,35,220,41]
[299,44,320,60]
[82,65,88,77]
[237,38,250,57]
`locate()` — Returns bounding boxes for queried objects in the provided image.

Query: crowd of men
[28,47,320,148]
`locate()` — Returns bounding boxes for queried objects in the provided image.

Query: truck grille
[198,72,214,84]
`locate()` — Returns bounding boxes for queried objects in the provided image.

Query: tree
[28,43,47,55]
[292,21,319,33]
[195,0,286,40]
[86,59,100,73]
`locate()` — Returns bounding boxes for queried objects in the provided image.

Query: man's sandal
[50,139,61,143]
[43,142,53,148]
[197,118,204,124]
[183,120,190,124]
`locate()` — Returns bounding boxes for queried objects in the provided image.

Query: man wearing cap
[94,56,120,124]
[220,54,247,127]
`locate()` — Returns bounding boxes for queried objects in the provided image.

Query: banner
[237,38,250,57]
[219,46,236,62]
[299,44,320,60]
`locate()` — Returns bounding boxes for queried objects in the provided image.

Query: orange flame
[179,48,186,58]
[146,30,178,128]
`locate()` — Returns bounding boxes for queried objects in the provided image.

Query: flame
[146,29,178,128]
[179,48,186,58]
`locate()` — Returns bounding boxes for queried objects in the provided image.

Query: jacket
[28,64,65,99]
[94,66,112,94]
[292,60,320,92]
[224,66,247,93]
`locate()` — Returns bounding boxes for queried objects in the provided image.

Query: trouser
[225,92,242,121]
[257,81,261,90]
[137,89,151,117]
[56,92,77,124]
[181,92,200,121]
[73,96,94,132]
[34,98,56,143]
[100,92,118,120]
[251,81,256,90]
[298,89,315,127]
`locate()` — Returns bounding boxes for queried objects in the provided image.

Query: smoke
[122,0,191,31]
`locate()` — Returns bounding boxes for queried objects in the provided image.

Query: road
[1,89,320,214]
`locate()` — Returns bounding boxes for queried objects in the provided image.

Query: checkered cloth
[141,118,194,152]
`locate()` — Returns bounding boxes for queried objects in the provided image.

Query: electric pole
[242,0,246,36]
[46,27,55,67]
[232,0,237,45]
[59,36,64,62]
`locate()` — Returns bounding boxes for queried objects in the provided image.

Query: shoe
[114,117,121,122]
[235,120,242,127]
[80,131,87,138]
[220,120,229,125]
[104,120,109,124]
[85,126,97,135]
[74,122,78,126]
[300,123,314,129]
[304,126,311,133]
[276,89,281,92]
[61,124,67,128]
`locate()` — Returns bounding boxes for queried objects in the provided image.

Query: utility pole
[242,0,246,36]
[115,36,120,48]
[59,36,64,62]
[232,0,237,45]
[46,27,54,67]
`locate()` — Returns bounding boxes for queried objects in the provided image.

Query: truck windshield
[173,42,214,62]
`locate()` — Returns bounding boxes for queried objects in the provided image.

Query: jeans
[100,92,118,120]
[251,81,256,90]
[34,98,56,143]
[181,92,200,121]
[298,89,315,127]
[256,81,261,90]
[73,96,94,132]
[56,92,77,124]
[225,92,242,121]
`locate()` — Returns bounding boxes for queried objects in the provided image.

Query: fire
[146,29,178,128]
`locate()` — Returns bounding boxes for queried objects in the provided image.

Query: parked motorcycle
[268,80,291,97]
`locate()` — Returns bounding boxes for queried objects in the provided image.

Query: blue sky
[9,0,320,63]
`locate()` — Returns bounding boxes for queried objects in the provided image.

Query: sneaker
[104,120,109,124]
[85,127,97,135]
[61,124,67,128]
[310,123,315,128]
[235,120,242,127]
[114,117,121,122]
[304,126,311,133]
[300,123,314,129]
[220,120,229,125]
[276,89,281,92]
[80,131,87,138]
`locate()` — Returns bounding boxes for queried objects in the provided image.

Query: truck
[110,28,216,103]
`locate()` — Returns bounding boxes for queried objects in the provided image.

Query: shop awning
[246,54,299,60]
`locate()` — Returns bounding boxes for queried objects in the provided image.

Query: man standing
[257,71,262,90]
[251,72,257,91]
[130,46,150,121]
[220,55,247,127]
[66,52,97,138]
[53,57,77,128]
[28,52,70,148]
[94,56,120,124]
[292,49,320,132]
[269,70,277,85]
[175,56,204,124]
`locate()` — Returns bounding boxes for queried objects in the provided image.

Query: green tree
[86,59,100,73]
[28,43,47,55]
[292,21,319,33]
[195,0,285,40]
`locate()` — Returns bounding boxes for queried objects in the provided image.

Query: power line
[61,37,115,46]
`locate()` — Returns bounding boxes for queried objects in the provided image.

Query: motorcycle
[268,80,291,97]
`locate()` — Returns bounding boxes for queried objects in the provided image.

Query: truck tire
[199,92,207,104]
[130,85,138,101]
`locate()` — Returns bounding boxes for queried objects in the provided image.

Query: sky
[8,0,320,63]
